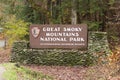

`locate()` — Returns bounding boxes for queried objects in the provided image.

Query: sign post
[30,24,88,49]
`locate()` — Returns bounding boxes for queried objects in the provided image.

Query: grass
[2,63,53,80]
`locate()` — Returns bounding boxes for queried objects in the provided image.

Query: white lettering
[64,27,82,31]
[43,27,60,31]
[46,32,79,37]
[69,37,85,42]
[40,37,67,41]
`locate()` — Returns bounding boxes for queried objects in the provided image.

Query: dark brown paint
[30,24,88,49]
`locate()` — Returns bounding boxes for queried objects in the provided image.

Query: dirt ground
[0,48,10,63]
[25,64,120,80]
[26,65,87,80]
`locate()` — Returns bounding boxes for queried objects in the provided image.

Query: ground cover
[2,63,53,80]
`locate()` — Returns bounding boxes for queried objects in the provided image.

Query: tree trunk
[71,0,77,24]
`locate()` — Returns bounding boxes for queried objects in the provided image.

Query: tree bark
[71,0,77,24]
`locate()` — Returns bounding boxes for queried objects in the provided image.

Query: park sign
[30,24,88,49]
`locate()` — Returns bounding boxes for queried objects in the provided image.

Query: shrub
[11,32,110,66]
[3,16,29,45]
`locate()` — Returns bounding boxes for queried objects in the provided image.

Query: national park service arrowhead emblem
[31,27,40,38]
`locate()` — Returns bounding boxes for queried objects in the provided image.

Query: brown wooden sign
[30,24,88,49]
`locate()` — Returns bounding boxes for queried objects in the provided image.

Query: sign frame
[30,24,88,50]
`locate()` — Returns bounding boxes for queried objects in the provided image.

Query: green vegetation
[2,63,53,80]
[11,32,109,66]
[0,0,119,79]
[0,0,119,68]
[0,0,119,49]
[0,0,115,32]
[4,16,29,45]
